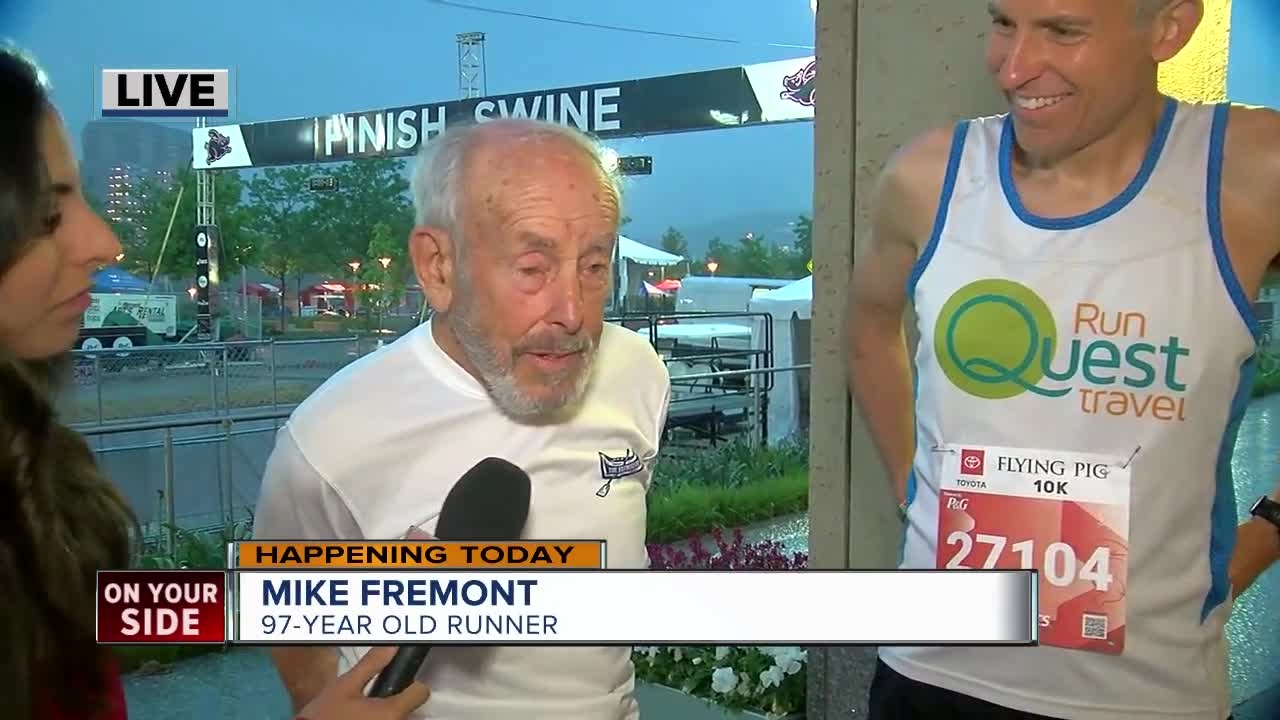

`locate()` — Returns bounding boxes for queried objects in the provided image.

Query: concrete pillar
[807,1,1003,717]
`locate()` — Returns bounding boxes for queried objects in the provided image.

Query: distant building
[81,120,190,231]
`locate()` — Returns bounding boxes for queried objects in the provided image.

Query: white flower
[759,664,785,689]
[673,647,684,662]
[692,656,703,665]
[711,667,738,694]
[715,646,731,661]
[737,671,753,696]
[635,646,659,658]
[762,646,806,674]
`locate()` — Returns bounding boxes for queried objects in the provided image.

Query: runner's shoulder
[1222,104,1280,255]
[1226,102,1280,134]
[1224,103,1280,184]
[875,126,958,246]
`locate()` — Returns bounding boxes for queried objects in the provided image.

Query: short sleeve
[651,371,672,455]
[649,350,672,454]
[253,424,363,540]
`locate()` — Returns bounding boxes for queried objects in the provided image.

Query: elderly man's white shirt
[254,320,670,720]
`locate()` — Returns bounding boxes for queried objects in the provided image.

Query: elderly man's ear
[410,226,457,313]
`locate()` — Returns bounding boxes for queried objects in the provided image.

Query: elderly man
[253,118,670,719]
[850,1,1280,719]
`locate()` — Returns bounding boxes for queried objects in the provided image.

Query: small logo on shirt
[597,450,644,497]
[959,448,985,476]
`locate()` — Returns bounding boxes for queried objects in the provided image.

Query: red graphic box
[97,570,226,644]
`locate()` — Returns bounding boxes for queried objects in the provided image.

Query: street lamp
[348,261,362,317]
[706,260,719,274]
[376,257,394,326]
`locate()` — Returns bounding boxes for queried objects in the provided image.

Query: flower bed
[633,530,808,719]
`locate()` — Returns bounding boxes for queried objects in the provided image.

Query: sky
[3,0,817,253]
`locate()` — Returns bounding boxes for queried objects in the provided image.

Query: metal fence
[64,335,383,427]
[81,409,293,551]
[72,312,811,538]
[191,291,265,340]
[77,361,812,543]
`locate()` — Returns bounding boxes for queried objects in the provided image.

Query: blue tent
[92,266,150,293]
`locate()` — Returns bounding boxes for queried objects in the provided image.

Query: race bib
[935,443,1131,654]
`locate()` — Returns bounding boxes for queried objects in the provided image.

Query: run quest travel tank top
[882,99,1259,720]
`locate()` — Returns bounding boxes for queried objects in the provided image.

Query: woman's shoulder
[38,652,129,720]
[100,652,129,719]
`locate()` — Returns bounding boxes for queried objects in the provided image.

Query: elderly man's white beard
[449,296,597,420]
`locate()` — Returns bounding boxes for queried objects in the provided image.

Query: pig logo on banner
[780,60,817,107]
[205,129,232,165]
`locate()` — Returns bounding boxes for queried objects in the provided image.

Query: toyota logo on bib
[959,449,985,475]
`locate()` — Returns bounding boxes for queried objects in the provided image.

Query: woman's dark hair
[0,45,138,719]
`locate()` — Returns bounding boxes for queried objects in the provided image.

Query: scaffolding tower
[195,117,215,226]
[456,32,487,99]
[194,117,220,340]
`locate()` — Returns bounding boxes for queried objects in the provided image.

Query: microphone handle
[367,645,432,697]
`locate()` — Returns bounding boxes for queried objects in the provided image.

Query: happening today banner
[96,541,1038,647]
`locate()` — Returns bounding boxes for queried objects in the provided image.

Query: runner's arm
[846,129,951,504]
[1224,105,1280,596]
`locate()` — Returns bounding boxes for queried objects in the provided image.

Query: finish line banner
[192,56,815,170]
[96,541,1038,647]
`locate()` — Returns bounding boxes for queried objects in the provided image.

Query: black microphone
[366,457,531,698]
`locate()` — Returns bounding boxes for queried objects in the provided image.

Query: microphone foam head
[433,457,531,541]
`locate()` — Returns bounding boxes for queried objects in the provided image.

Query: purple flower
[647,529,808,570]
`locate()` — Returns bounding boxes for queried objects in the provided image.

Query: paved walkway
[124,648,289,720]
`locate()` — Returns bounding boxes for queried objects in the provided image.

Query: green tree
[735,232,773,277]
[357,222,410,320]
[121,167,254,280]
[793,215,812,261]
[244,167,323,327]
[309,158,414,270]
[659,227,687,257]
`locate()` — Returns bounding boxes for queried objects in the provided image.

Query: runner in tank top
[846,1,1280,718]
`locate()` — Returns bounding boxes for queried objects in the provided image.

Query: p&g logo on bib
[933,279,1190,421]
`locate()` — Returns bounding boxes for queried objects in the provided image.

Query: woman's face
[0,107,121,359]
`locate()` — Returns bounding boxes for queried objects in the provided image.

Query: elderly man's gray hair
[410,119,622,240]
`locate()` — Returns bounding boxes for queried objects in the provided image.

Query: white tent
[751,275,811,319]
[748,275,813,443]
[618,235,683,266]
[615,235,684,308]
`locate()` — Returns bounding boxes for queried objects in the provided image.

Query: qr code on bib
[1081,614,1108,640]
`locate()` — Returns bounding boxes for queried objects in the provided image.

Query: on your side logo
[933,278,1191,422]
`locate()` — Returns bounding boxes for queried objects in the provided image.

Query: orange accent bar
[234,541,604,569]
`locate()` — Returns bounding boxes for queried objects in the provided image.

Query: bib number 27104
[935,444,1130,654]
[944,533,1114,591]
